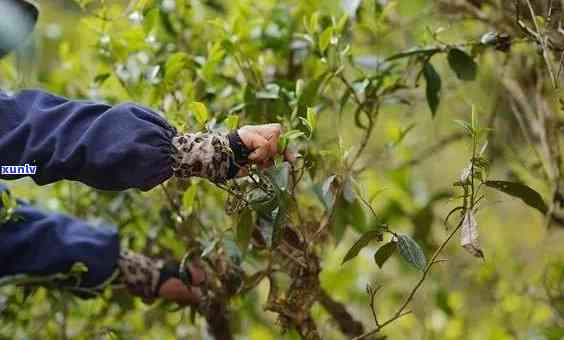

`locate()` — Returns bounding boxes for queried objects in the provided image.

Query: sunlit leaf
[189,102,209,125]
[224,115,239,130]
[342,229,383,264]
[287,128,306,140]
[319,27,333,53]
[397,234,427,271]
[70,262,88,274]
[182,184,198,215]
[484,180,548,214]
[165,52,189,84]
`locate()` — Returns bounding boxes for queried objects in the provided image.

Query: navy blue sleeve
[0,89,176,191]
[0,184,120,288]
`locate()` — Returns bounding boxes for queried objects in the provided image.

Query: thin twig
[352,218,464,340]
[524,0,558,88]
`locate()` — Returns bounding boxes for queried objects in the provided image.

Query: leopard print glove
[117,250,164,302]
[172,131,250,183]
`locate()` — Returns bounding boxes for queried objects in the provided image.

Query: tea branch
[352,217,464,340]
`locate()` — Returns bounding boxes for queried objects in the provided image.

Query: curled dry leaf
[460,210,484,259]
[459,164,472,184]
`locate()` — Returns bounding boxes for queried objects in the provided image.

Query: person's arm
[0,185,204,303]
[0,89,274,191]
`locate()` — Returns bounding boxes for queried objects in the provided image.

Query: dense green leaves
[397,234,427,271]
[422,61,441,117]
[447,49,477,81]
[484,180,548,214]
[342,230,383,264]
[3,1,562,339]
[374,241,396,269]
[164,52,189,85]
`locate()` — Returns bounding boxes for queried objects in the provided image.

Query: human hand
[235,124,296,171]
[157,259,207,305]
[117,250,207,305]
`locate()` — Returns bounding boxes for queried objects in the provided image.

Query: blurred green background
[1,0,564,339]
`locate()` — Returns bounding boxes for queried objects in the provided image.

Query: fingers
[239,124,282,161]
[237,123,299,172]
[187,261,206,286]
[244,132,271,161]
[246,123,283,138]
[257,158,274,169]
[284,149,298,162]
[158,278,202,305]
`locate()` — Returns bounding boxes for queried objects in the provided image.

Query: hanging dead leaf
[460,210,484,259]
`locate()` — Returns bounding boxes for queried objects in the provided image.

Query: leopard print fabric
[117,250,163,301]
[172,132,234,183]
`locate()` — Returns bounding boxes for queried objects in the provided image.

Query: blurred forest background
[1,0,564,339]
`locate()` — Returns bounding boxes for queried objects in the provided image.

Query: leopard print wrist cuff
[172,131,234,183]
[117,250,163,302]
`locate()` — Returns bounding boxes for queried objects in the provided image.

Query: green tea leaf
[484,180,548,214]
[189,102,209,125]
[94,73,111,84]
[182,184,198,215]
[165,52,189,84]
[342,229,383,264]
[319,27,333,53]
[422,61,441,117]
[70,262,88,274]
[447,49,477,81]
[278,136,289,152]
[224,115,239,130]
[374,241,397,269]
[283,130,306,141]
[307,107,317,131]
[397,234,427,271]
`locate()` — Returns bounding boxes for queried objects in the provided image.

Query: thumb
[246,132,271,161]
[249,143,270,161]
